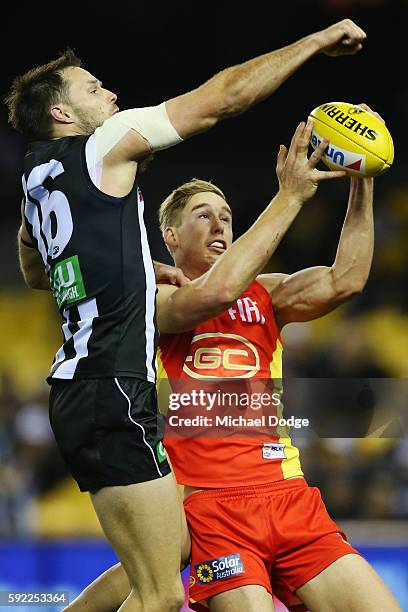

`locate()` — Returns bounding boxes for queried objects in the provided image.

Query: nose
[211,217,224,235]
[105,89,117,104]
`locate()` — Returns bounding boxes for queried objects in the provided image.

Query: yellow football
[309,102,394,177]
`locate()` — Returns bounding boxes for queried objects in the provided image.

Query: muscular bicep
[259,267,352,328]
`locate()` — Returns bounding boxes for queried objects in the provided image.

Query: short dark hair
[5,48,82,141]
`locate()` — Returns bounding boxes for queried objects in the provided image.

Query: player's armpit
[100,127,151,164]
[257,273,289,294]
[261,266,360,328]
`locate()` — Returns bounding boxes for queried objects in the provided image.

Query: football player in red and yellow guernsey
[66,118,400,611]
[155,124,399,612]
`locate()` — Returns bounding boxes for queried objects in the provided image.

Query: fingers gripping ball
[309,102,394,177]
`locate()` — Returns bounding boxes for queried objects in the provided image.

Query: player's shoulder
[256,273,289,295]
[27,134,86,155]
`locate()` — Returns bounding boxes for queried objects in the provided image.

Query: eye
[91,89,98,94]
[199,213,209,219]
[221,217,230,223]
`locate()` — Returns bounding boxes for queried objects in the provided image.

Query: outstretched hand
[276,121,346,204]
[314,19,367,57]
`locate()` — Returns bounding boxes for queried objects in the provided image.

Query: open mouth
[208,240,227,253]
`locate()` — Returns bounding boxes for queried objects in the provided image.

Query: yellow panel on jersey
[156,346,175,418]
[270,339,303,480]
[270,338,283,378]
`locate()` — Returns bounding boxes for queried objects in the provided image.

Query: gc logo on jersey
[183,333,260,379]
[195,554,245,586]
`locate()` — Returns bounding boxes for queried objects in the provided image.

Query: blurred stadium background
[0,0,407,609]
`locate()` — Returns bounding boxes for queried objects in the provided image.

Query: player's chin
[205,252,221,268]
[207,252,223,266]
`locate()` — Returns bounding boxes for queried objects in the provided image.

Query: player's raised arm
[156,122,345,334]
[259,176,374,328]
[105,19,366,163]
[165,19,366,139]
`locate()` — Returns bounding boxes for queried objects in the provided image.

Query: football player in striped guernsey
[7,19,370,612]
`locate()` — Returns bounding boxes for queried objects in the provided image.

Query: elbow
[22,272,48,291]
[332,271,367,301]
[339,284,364,300]
[197,285,235,313]
[194,273,237,311]
[216,286,238,309]
[24,277,39,290]
[21,270,34,289]
[222,89,253,119]
[220,70,255,118]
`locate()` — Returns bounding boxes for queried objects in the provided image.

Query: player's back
[23,134,157,383]
[159,280,303,487]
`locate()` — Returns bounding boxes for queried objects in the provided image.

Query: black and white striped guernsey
[22,134,157,383]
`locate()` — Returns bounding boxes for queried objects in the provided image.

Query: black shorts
[49,377,171,492]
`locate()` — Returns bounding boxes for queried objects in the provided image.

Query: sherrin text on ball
[309,102,394,177]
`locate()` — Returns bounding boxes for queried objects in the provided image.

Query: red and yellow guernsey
[159,280,303,487]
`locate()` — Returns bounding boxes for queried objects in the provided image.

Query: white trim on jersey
[52,298,99,379]
[51,308,74,372]
[85,134,103,189]
[137,191,156,383]
[114,377,163,478]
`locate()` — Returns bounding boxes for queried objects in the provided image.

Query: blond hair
[159,178,226,234]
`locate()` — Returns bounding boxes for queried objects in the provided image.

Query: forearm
[166,20,365,138]
[219,35,320,118]
[166,34,320,137]
[18,230,50,290]
[200,192,303,303]
[332,178,374,292]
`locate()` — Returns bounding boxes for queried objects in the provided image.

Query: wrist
[302,32,324,57]
[350,176,374,193]
[276,188,306,208]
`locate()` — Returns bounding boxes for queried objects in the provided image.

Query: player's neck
[177,260,210,281]
[50,124,88,139]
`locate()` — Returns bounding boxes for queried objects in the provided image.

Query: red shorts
[184,478,359,611]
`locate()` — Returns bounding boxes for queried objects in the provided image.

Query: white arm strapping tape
[95,102,183,162]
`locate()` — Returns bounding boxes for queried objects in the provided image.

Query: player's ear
[50,104,73,124]
[163,227,178,251]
